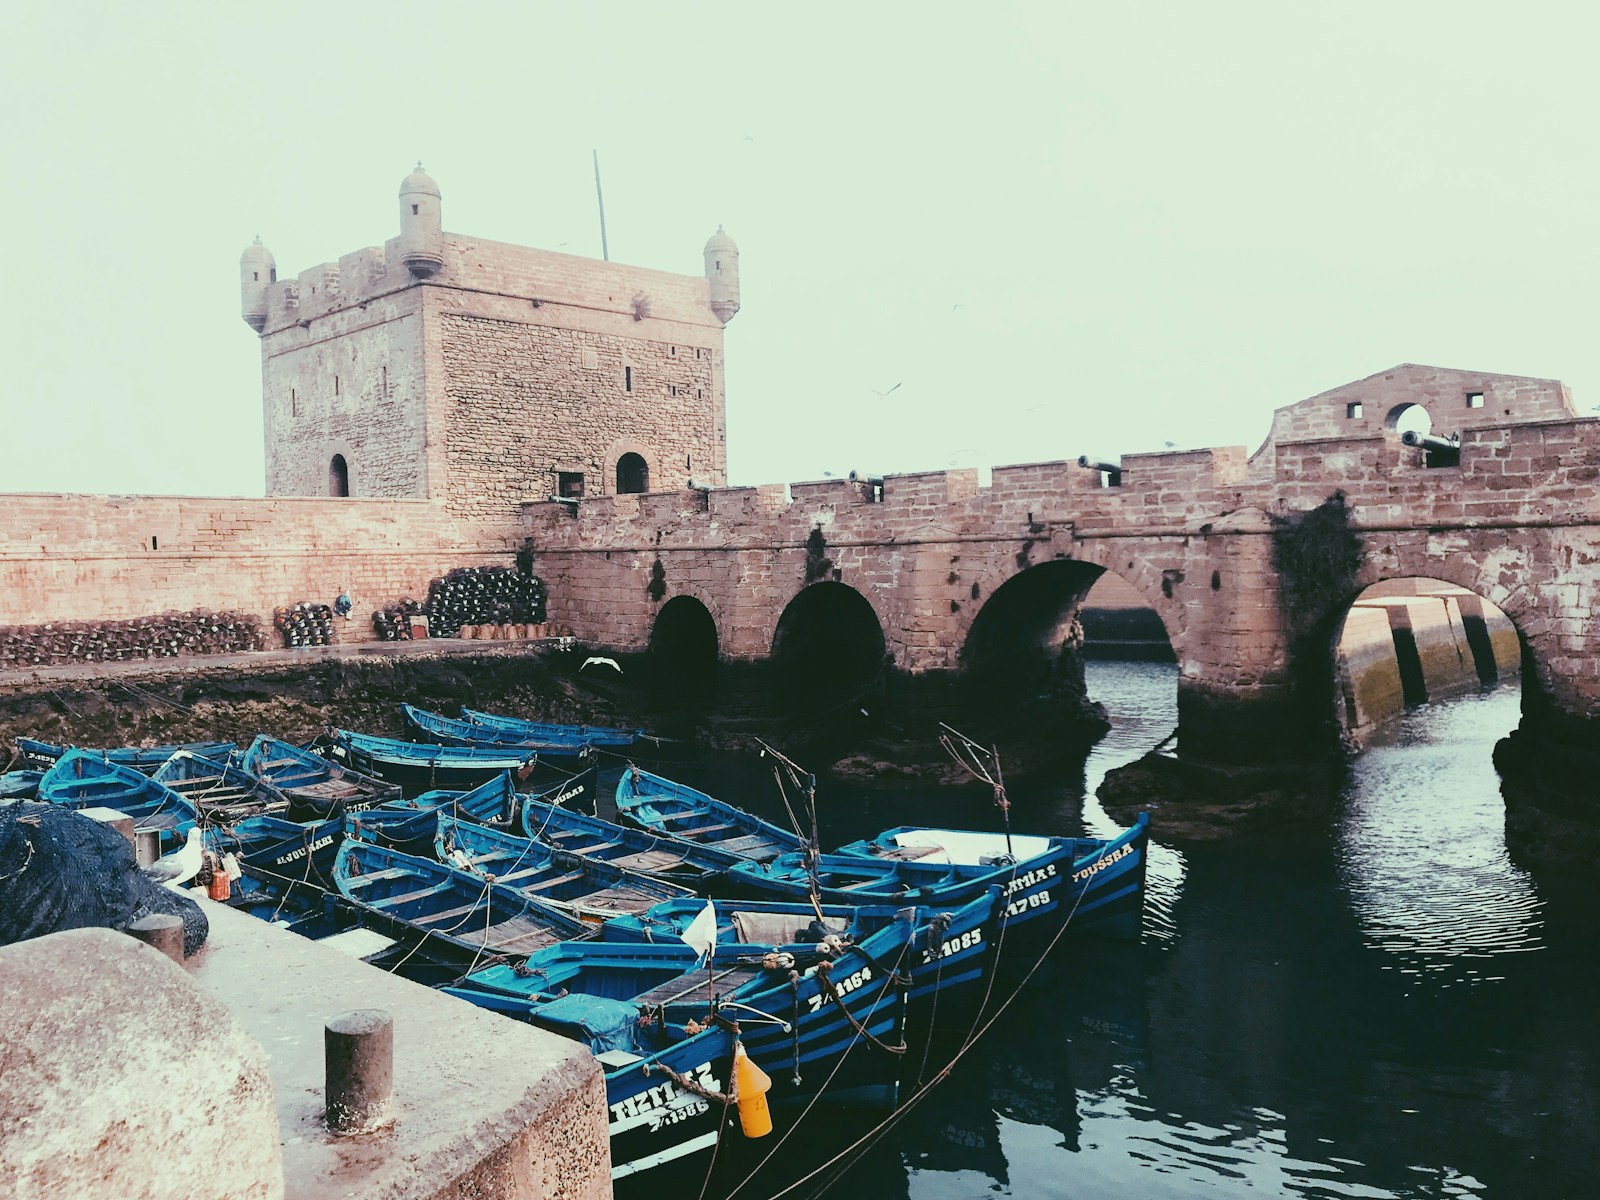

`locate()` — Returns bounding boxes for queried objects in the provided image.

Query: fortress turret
[239,236,275,333]
[704,226,740,323]
[399,162,443,279]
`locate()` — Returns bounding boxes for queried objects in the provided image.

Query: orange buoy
[732,1042,773,1138]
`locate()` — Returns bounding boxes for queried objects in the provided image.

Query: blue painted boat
[151,750,290,821]
[832,815,1151,943]
[519,789,742,888]
[0,770,43,800]
[345,806,443,859]
[326,729,541,793]
[238,736,401,814]
[728,814,1151,951]
[445,910,916,1180]
[37,749,199,847]
[614,766,805,864]
[461,707,645,748]
[435,813,694,923]
[602,888,1004,1032]
[207,813,346,892]
[18,736,237,776]
[402,705,596,764]
[373,769,524,824]
[333,839,594,964]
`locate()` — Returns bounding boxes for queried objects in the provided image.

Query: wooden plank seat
[359,880,449,907]
[460,917,567,953]
[516,871,587,893]
[340,867,416,890]
[578,887,659,915]
[413,900,492,926]
[566,839,623,855]
[718,834,783,855]
[135,811,186,832]
[609,849,690,873]
[631,964,761,1008]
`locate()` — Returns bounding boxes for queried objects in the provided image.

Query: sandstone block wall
[0,494,522,644]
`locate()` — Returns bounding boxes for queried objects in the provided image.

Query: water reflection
[625,663,1600,1200]
[1336,690,1544,985]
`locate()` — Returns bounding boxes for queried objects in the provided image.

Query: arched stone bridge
[523,364,1600,765]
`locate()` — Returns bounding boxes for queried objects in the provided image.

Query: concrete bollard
[325,1009,395,1134]
[125,914,185,963]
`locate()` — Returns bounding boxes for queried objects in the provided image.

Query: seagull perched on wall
[140,827,205,890]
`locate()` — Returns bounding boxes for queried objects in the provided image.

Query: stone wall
[0,494,521,644]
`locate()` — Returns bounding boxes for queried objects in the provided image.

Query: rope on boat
[642,1059,734,1107]
[914,912,952,1088]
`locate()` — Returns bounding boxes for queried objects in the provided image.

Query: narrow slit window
[412,204,419,215]
[382,366,388,396]
[334,375,341,397]
[291,388,299,416]
[624,366,633,393]
[151,535,158,550]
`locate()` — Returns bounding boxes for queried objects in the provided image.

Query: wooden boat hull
[402,704,597,763]
[614,767,804,864]
[152,751,289,823]
[461,707,644,748]
[333,840,593,966]
[519,791,740,889]
[238,736,400,813]
[209,814,345,892]
[327,729,541,794]
[436,813,694,923]
[37,749,199,848]
[446,920,914,1181]
[19,737,237,776]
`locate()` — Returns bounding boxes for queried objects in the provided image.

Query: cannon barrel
[1077,455,1121,473]
[1401,430,1460,454]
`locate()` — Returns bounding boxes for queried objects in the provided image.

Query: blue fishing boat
[445,911,916,1181]
[614,766,804,864]
[435,813,694,923]
[371,768,524,824]
[151,750,289,822]
[344,806,444,859]
[37,749,199,847]
[833,815,1151,943]
[333,839,594,964]
[461,707,645,748]
[602,888,1004,1032]
[207,812,346,892]
[18,736,237,775]
[0,770,42,800]
[727,814,1151,954]
[325,729,541,793]
[237,736,400,813]
[519,789,743,888]
[402,705,596,764]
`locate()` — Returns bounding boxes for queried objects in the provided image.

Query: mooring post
[124,914,184,963]
[325,1009,394,1134]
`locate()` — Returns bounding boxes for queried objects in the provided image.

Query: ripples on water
[639,663,1600,1200]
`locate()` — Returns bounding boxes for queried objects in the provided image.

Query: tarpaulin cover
[533,993,643,1055]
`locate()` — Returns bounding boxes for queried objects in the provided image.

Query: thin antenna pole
[592,149,610,261]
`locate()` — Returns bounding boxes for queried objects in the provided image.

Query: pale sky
[3,3,1597,496]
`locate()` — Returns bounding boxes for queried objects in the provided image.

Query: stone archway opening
[616,453,649,494]
[649,595,719,709]
[1385,403,1432,439]
[770,582,886,710]
[1332,577,1522,742]
[329,454,350,497]
[960,561,1176,737]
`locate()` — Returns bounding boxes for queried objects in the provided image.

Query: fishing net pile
[426,567,547,638]
[273,602,337,648]
[0,610,264,668]
[0,803,208,957]
[371,597,427,641]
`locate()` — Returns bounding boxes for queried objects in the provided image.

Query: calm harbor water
[623,661,1600,1200]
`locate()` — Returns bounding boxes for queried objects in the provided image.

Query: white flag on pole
[681,899,717,963]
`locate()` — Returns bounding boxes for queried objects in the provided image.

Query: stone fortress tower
[241,166,738,517]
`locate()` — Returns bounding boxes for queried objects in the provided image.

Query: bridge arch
[958,558,1179,709]
[649,593,720,706]
[770,581,886,707]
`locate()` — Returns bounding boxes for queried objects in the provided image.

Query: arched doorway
[616,453,649,494]
[329,454,349,497]
[649,595,719,708]
[770,582,885,708]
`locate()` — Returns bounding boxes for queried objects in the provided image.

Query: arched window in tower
[329,454,350,497]
[616,453,649,494]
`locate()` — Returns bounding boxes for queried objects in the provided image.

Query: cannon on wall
[1077,455,1124,487]
[1401,429,1461,467]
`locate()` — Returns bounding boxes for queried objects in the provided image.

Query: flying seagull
[581,656,622,674]
[140,827,205,890]
[868,383,902,399]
